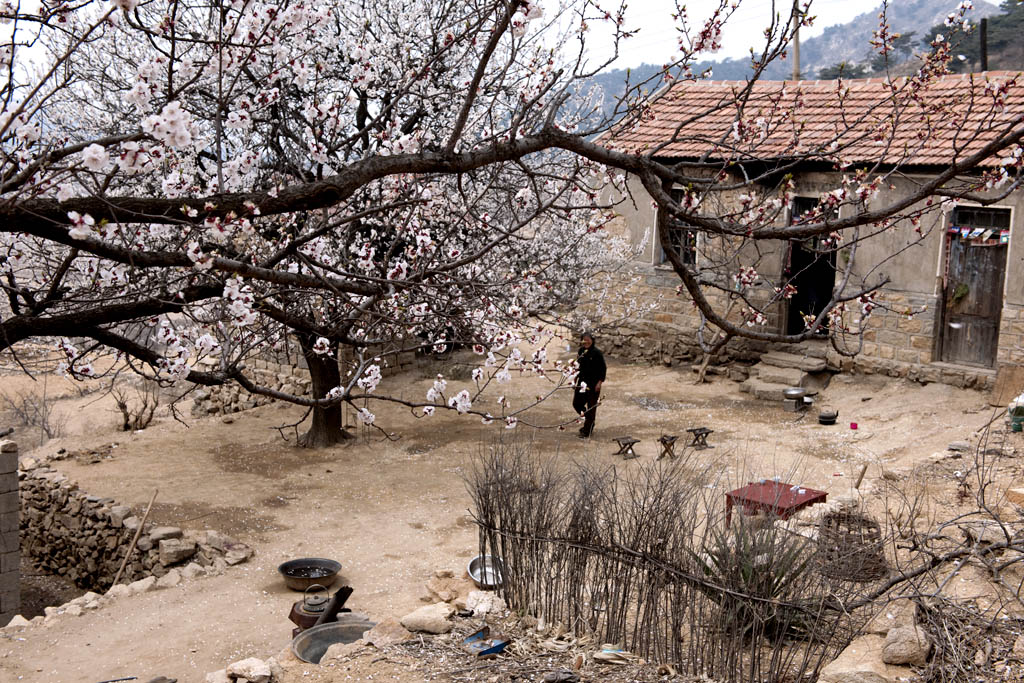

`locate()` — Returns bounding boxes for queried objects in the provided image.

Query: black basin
[278,558,341,591]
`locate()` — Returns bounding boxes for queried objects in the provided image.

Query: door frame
[934,203,1014,366]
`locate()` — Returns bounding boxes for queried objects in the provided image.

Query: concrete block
[0,441,17,453]
[0,492,17,515]
[0,453,16,475]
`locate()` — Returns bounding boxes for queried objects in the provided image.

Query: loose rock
[400,602,455,634]
[226,657,271,683]
[882,625,932,666]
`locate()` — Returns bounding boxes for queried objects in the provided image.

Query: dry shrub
[468,436,873,682]
[111,380,160,431]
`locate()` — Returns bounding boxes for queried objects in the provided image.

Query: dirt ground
[0,345,1020,682]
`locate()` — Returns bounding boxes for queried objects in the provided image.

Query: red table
[725,480,827,524]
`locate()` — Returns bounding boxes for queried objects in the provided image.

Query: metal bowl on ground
[278,558,342,591]
[783,387,807,400]
[291,614,376,664]
[467,555,504,590]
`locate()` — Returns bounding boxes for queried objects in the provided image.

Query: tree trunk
[297,335,351,448]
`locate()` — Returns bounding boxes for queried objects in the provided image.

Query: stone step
[770,340,830,359]
[752,363,805,386]
[760,351,827,373]
[739,377,792,401]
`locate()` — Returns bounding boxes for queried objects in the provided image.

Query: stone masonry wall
[18,457,252,592]
[0,440,18,626]
[998,303,1024,366]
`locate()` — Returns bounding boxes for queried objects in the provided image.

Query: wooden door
[941,237,1006,367]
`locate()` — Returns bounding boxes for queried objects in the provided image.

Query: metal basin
[467,555,504,590]
[783,387,807,400]
[291,615,376,664]
[278,558,341,591]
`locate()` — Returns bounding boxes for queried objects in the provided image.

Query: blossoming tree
[2,0,1022,444]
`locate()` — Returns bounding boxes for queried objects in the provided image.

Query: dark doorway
[785,198,837,335]
[940,207,1010,367]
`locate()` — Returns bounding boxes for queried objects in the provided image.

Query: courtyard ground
[0,347,1019,682]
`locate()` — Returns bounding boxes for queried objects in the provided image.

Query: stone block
[0,441,17,453]
[159,538,197,565]
[0,452,16,475]
[0,551,16,574]
[149,526,183,542]
[0,492,16,515]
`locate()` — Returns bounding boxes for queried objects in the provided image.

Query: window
[657,188,698,266]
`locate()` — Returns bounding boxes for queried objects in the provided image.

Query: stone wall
[998,303,1024,366]
[0,440,17,626]
[18,458,252,591]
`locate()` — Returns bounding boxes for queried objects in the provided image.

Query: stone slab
[761,351,828,372]
[752,363,805,386]
[740,377,791,401]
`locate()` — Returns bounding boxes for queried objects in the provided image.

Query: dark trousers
[572,389,600,436]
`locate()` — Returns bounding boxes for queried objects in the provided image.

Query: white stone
[129,576,157,595]
[226,657,271,683]
[400,602,454,634]
[0,439,17,453]
[181,562,207,580]
[63,604,83,617]
[465,590,507,616]
[204,669,232,683]
[156,569,182,588]
[44,606,59,618]
[4,614,30,628]
[106,584,132,599]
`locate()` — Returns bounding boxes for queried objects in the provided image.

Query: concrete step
[760,351,827,373]
[752,363,805,386]
[740,377,791,401]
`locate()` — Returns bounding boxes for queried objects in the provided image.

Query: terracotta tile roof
[612,70,1024,167]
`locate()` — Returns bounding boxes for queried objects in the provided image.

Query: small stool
[687,427,713,450]
[657,435,678,460]
[613,437,640,459]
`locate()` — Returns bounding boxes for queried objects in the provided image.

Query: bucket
[1012,414,1024,433]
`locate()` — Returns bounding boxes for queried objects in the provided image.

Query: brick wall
[0,440,19,625]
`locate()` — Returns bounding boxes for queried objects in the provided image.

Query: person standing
[572,332,606,438]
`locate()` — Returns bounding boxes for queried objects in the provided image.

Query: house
[602,70,1024,388]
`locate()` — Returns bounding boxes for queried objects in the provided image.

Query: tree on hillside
[1,0,1023,444]
[868,30,915,72]
[818,61,868,80]
[922,0,1024,71]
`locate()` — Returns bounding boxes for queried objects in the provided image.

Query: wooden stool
[657,435,678,460]
[613,437,640,459]
[687,427,713,450]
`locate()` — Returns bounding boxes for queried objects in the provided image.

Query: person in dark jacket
[572,332,606,438]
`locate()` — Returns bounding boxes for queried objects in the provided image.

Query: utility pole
[792,0,801,80]
[980,17,988,71]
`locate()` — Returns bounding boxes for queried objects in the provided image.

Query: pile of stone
[20,460,252,590]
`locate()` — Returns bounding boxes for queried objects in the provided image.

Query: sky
[589,0,880,68]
